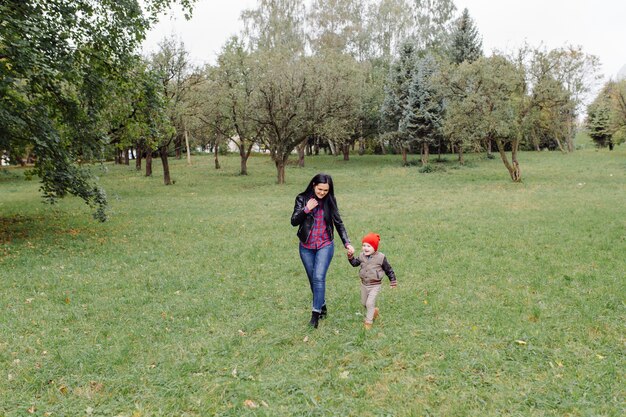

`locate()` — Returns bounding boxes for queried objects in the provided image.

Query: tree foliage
[0,0,195,220]
[449,8,482,64]
[587,79,626,149]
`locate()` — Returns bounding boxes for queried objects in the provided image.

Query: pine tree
[587,102,613,149]
[380,40,417,131]
[400,54,443,164]
[449,8,483,64]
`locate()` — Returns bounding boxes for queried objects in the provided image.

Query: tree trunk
[123,148,130,165]
[328,140,337,156]
[554,134,566,153]
[401,147,407,166]
[135,143,142,171]
[458,145,464,165]
[342,143,350,161]
[566,112,575,153]
[297,141,306,167]
[275,158,286,184]
[421,142,429,165]
[145,151,153,177]
[495,138,522,182]
[358,137,365,155]
[239,147,249,175]
[185,128,192,165]
[486,139,492,157]
[175,134,182,159]
[160,146,172,185]
[214,144,220,169]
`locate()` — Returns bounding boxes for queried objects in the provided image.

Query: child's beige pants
[360,283,382,324]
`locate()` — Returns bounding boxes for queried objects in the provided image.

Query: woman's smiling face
[313,183,330,199]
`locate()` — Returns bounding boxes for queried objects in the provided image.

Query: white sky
[142,0,626,81]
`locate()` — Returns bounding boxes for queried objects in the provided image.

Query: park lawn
[0,144,624,416]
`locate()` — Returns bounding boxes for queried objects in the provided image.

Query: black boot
[309,311,321,328]
[320,304,327,319]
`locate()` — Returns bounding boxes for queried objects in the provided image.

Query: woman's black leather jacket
[291,193,350,247]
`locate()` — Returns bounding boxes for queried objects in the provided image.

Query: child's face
[362,242,375,255]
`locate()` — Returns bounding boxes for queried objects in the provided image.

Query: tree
[203,37,265,175]
[442,56,524,181]
[148,37,195,185]
[411,0,456,52]
[548,45,601,151]
[241,0,306,55]
[253,52,311,183]
[587,79,626,149]
[449,8,482,64]
[366,0,413,59]
[380,40,418,161]
[0,0,195,220]
[400,54,443,165]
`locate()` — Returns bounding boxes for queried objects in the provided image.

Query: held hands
[390,281,397,289]
[346,244,355,258]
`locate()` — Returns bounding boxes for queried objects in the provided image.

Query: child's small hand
[390,281,397,289]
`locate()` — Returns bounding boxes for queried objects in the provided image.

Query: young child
[348,233,397,329]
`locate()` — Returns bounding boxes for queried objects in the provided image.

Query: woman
[291,173,355,328]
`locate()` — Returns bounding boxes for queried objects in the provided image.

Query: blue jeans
[299,242,334,312]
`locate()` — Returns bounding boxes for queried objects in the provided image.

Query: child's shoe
[373,307,379,320]
[364,322,373,330]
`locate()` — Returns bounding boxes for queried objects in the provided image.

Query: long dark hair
[300,173,337,210]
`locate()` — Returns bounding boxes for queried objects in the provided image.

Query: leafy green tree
[0,0,195,220]
[148,37,195,185]
[241,0,306,55]
[366,0,413,59]
[587,80,626,149]
[202,37,265,175]
[449,8,482,64]
[442,56,524,181]
[411,0,456,52]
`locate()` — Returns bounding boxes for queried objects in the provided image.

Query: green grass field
[1,142,624,416]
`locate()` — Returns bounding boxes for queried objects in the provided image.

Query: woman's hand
[346,244,355,257]
[306,198,318,211]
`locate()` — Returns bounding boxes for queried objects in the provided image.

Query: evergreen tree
[380,40,418,132]
[587,101,614,149]
[400,54,443,164]
[449,8,482,64]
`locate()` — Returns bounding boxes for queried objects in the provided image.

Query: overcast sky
[142,0,626,81]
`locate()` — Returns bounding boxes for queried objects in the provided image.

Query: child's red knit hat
[362,233,380,251]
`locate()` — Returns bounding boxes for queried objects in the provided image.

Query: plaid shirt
[300,204,332,250]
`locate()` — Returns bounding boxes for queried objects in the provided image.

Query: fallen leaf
[27,406,36,414]
[238,329,246,336]
[303,336,309,343]
[596,354,605,360]
[339,371,350,379]
[231,367,238,378]
[261,400,269,407]
[59,385,69,395]
[515,340,527,345]
[244,399,258,408]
